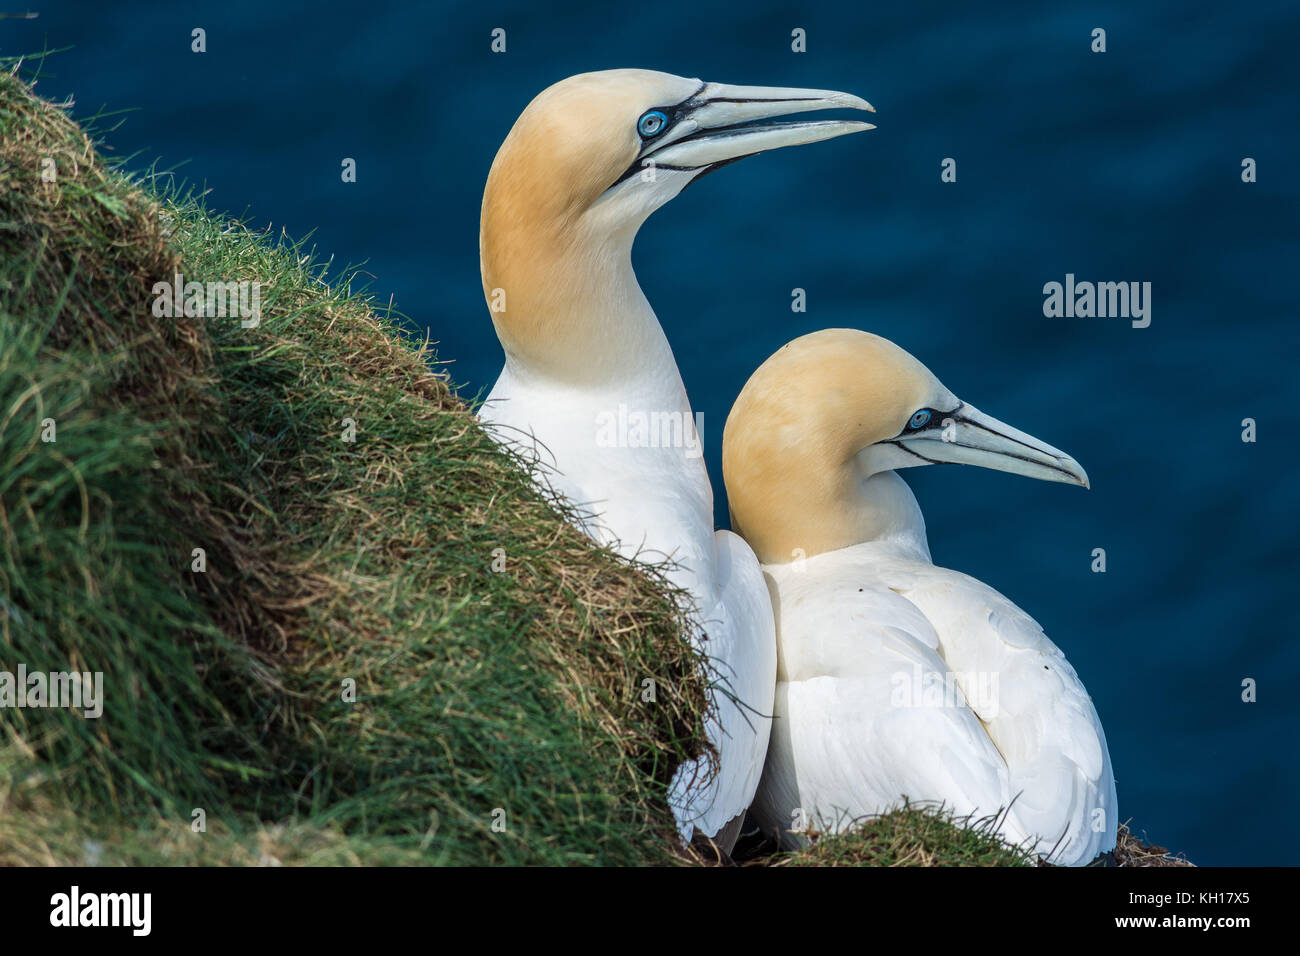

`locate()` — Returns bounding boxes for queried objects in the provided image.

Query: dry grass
[1114,822,1194,867]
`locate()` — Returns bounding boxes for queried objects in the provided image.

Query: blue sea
[8,0,1298,865]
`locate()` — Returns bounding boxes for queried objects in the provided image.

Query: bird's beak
[642,81,875,170]
[894,403,1090,488]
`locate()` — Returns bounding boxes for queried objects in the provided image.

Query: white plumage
[476,71,872,848]
[724,330,1117,864]
[753,487,1116,864]
[482,342,777,844]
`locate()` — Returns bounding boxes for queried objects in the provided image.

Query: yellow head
[480,70,874,380]
[723,329,1089,564]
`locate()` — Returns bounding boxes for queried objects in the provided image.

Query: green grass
[775,803,1035,867]
[0,54,710,865]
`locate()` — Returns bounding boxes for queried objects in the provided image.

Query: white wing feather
[882,561,1117,865]
[755,557,1034,851]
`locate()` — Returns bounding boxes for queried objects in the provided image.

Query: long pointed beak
[644,81,875,169]
[894,403,1090,488]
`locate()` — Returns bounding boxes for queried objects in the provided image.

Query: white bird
[477,71,875,850]
[722,329,1117,865]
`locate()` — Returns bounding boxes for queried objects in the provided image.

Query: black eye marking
[603,84,711,193]
[893,403,964,440]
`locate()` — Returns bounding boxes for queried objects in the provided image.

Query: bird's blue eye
[908,410,932,430]
[638,110,668,138]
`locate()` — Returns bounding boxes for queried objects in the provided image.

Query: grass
[0,54,1186,867]
[771,803,1036,867]
[1113,824,1193,867]
[748,807,1192,868]
[0,53,710,866]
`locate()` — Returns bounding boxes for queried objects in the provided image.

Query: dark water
[9,0,1298,865]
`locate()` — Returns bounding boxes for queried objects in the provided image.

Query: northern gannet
[478,70,874,851]
[722,329,1117,865]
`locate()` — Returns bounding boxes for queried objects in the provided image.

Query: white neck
[847,471,932,561]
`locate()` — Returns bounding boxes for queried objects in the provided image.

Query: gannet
[477,70,874,851]
[722,329,1117,865]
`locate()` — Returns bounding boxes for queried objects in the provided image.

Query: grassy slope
[0,60,709,866]
[0,61,1186,867]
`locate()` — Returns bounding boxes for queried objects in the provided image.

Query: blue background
[7,0,1297,865]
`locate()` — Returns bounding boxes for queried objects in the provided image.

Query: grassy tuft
[771,802,1036,867]
[1113,823,1194,867]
